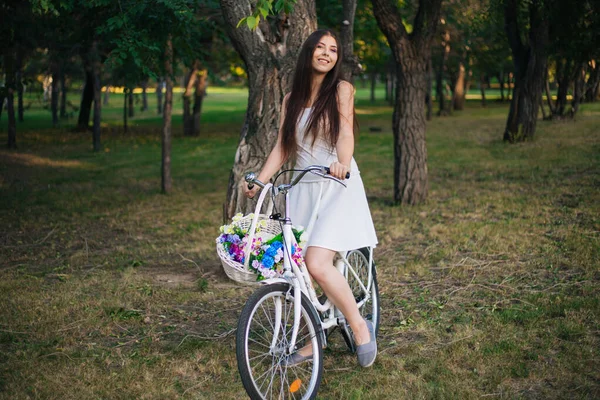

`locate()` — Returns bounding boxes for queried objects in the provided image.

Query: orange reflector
[289,379,302,393]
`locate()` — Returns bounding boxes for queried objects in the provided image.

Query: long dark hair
[281,29,356,162]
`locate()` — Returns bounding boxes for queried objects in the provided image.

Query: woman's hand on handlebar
[328,161,350,180]
[243,182,259,199]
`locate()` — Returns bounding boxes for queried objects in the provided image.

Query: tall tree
[220,0,317,219]
[502,0,550,142]
[371,0,443,204]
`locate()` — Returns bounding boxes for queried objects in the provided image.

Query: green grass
[1,87,599,399]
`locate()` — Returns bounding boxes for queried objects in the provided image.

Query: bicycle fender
[259,278,289,286]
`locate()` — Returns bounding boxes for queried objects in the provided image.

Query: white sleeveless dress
[289,108,378,252]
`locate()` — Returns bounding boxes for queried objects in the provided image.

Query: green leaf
[246,15,257,30]
[274,0,284,13]
[259,7,268,18]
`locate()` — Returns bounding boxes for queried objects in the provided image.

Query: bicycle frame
[246,166,374,355]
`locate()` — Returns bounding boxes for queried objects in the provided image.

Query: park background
[1,0,599,399]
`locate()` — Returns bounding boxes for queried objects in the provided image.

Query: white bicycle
[236,165,380,400]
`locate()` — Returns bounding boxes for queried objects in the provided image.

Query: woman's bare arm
[330,81,355,180]
[244,94,290,197]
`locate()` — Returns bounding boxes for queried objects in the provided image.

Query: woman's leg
[304,246,371,346]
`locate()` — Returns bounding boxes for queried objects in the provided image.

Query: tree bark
[141,80,148,111]
[51,63,60,127]
[162,37,174,194]
[497,71,505,101]
[503,0,549,143]
[78,55,94,131]
[156,80,163,114]
[584,60,599,102]
[183,61,199,136]
[480,73,487,107]
[370,71,376,103]
[340,0,360,82]
[103,85,110,106]
[5,52,17,149]
[123,88,128,133]
[453,61,466,111]
[7,88,16,149]
[16,50,24,123]
[60,68,67,119]
[554,58,572,116]
[192,69,207,136]
[544,67,555,115]
[92,43,102,152]
[569,63,586,118]
[220,0,316,219]
[128,90,134,118]
[372,0,442,205]
[426,57,433,120]
[436,36,450,116]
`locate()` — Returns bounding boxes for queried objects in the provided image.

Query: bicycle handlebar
[245,165,350,190]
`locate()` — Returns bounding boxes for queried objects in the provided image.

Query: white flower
[232,213,244,222]
[299,231,308,245]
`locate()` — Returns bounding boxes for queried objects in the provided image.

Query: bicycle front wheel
[236,283,323,400]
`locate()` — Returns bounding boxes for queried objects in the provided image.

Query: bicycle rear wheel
[342,247,380,352]
[236,283,323,400]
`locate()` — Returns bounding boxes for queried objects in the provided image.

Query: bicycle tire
[236,283,324,400]
[341,247,380,353]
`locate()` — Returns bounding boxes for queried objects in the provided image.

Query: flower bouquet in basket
[216,213,307,281]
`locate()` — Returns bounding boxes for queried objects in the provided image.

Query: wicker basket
[216,183,281,286]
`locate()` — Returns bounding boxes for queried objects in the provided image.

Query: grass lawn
[1,87,599,399]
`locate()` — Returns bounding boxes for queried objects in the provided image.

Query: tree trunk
[498,71,505,101]
[157,80,163,114]
[192,69,207,136]
[544,67,555,115]
[5,52,17,148]
[220,0,316,219]
[370,71,376,103]
[16,50,24,123]
[340,0,359,82]
[128,90,134,118]
[51,63,60,127]
[60,68,67,119]
[0,92,5,122]
[141,80,148,111]
[480,73,487,107]
[7,88,16,149]
[426,57,433,120]
[78,55,94,131]
[554,58,572,116]
[453,61,466,111]
[162,37,174,194]
[92,44,102,152]
[503,0,549,143]
[372,0,442,205]
[103,85,110,106]
[569,63,586,118]
[436,38,450,116]
[123,89,128,133]
[183,62,199,137]
[584,60,599,102]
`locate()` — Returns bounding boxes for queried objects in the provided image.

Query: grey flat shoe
[356,319,377,367]
[282,351,312,367]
